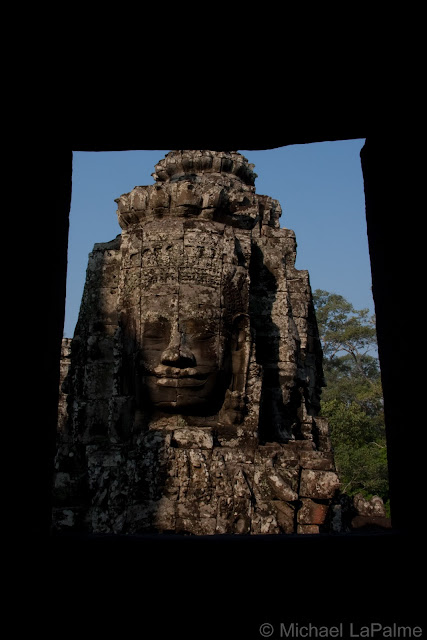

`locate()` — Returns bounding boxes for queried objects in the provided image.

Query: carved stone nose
[161,340,196,368]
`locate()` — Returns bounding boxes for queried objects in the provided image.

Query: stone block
[153,496,176,531]
[86,334,115,362]
[87,445,123,469]
[197,518,217,535]
[299,469,340,499]
[286,440,315,452]
[214,445,255,465]
[81,401,110,441]
[233,513,251,534]
[94,286,119,322]
[233,468,254,500]
[353,493,386,517]
[125,501,158,533]
[272,501,295,533]
[314,416,330,435]
[83,362,114,397]
[252,508,280,535]
[52,471,87,506]
[270,446,300,469]
[255,442,284,462]
[171,427,214,449]
[266,471,299,501]
[299,451,335,471]
[317,436,333,453]
[52,508,82,530]
[297,524,319,534]
[297,499,329,525]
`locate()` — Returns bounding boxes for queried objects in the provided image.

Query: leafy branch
[313,290,389,504]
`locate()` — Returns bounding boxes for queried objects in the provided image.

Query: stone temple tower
[53,150,340,535]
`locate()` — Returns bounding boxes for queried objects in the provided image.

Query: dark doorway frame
[23,134,420,632]
[40,138,410,536]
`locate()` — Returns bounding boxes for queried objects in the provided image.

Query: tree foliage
[313,290,389,505]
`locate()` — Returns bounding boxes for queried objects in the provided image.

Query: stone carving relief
[53,150,340,535]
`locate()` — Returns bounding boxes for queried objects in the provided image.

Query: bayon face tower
[53,150,340,535]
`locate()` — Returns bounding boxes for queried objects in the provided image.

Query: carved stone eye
[143,319,170,341]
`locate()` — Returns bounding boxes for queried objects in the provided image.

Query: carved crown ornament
[152,150,257,185]
[114,150,281,230]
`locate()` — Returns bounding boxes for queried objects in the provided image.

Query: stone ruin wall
[53,150,341,535]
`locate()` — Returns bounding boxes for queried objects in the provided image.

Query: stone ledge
[171,427,214,449]
[351,515,392,530]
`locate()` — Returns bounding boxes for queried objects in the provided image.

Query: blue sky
[64,141,369,338]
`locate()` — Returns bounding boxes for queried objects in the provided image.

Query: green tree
[313,290,389,506]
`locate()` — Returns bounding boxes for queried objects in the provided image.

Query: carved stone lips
[156,377,208,388]
[152,366,209,388]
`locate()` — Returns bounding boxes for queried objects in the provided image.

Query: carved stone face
[139,295,232,414]
[133,218,250,416]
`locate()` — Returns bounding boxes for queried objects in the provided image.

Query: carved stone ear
[218,314,252,426]
[230,313,251,394]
